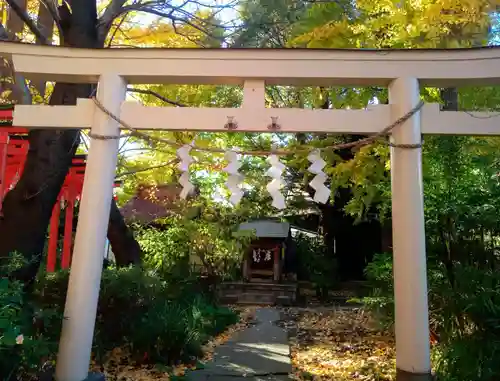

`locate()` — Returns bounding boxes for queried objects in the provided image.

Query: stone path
[188,308,292,380]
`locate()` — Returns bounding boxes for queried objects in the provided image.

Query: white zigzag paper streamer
[266,154,286,210]
[307,149,330,204]
[177,144,195,199]
[223,150,244,205]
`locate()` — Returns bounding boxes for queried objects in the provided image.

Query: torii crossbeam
[3,40,500,381]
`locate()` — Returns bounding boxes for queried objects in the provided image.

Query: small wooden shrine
[238,220,291,282]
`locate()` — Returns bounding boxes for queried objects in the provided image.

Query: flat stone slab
[188,373,291,381]
[188,308,291,380]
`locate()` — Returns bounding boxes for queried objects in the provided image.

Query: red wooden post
[47,200,61,272]
[62,198,74,269]
[0,124,117,273]
[0,132,9,214]
[0,120,95,273]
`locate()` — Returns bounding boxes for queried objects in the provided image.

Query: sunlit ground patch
[287,308,396,380]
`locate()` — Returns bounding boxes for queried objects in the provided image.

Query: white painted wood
[243,80,265,109]
[389,78,431,376]
[1,41,499,86]
[118,103,391,133]
[421,103,500,135]
[55,74,127,381]
[12,98,94,128]
[12,101,391,133]
[11,100,500,136]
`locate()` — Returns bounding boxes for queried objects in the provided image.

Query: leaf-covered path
[186,306,396,381]
[90,306,395,380]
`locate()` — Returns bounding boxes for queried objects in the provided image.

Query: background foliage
[2,0,500,380]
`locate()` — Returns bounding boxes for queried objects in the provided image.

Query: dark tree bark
[0,0,141,283]
[300,90,382,281]
[107,201,141,266]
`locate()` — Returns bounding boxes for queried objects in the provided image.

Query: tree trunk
[107,201,141,266]
[0,0,141,284]
[0,0,27,100]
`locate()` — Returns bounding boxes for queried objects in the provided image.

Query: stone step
[220,281,297,291]
[218,290,296,301]
[220,288,296,296]
[220,287,296,295]
[218,282,297,306]
[235,293,274,304]
[236,289,295,297]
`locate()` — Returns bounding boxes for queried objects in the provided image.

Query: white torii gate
[3,41,500,381]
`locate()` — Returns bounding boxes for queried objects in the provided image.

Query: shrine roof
[120,183,198,224]
[238,220,290,238]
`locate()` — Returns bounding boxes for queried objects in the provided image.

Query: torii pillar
[55,74,127,381]
[389,77,431,381]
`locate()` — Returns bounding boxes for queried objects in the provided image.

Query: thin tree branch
[171,19,206,47]
[4,0,49,44]
[39,0,63,40]
[0,23,32,104]
[98,0,128,45]
[117,3,218,39]
[119,147,175,155]
[118,134,132,152]
[107,14,128,47]
[116,159,177,179]
[127,87,188,107]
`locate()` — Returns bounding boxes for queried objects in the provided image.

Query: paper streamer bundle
[266,154,286,210]
[177,144,195,199]
[223,150,244,205]
[307,149,330,204]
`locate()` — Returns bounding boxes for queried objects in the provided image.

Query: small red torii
[0,105,119,272]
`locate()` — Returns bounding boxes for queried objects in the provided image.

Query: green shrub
[126,293,237,364]
[134,216,252,281]
[35,267,238,366]
[193,297,238,337]
[0,273,60,380]
[432,265,500,381]
[295,232,338,297]
[134,224,192,278]
[361,252,394,329]
[131,301,203,363]
[2,253,239,378]
[362,252,500,381]
[435,334,500,381]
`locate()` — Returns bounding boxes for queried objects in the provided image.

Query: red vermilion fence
[0,105,118,271]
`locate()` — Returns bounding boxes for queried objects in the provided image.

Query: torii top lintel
[3,41,500,136]
[1,40,500,87]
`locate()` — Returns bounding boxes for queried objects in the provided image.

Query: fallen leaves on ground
[200,306,256,363]
[284,308,396,381]
[90,306,256,380]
